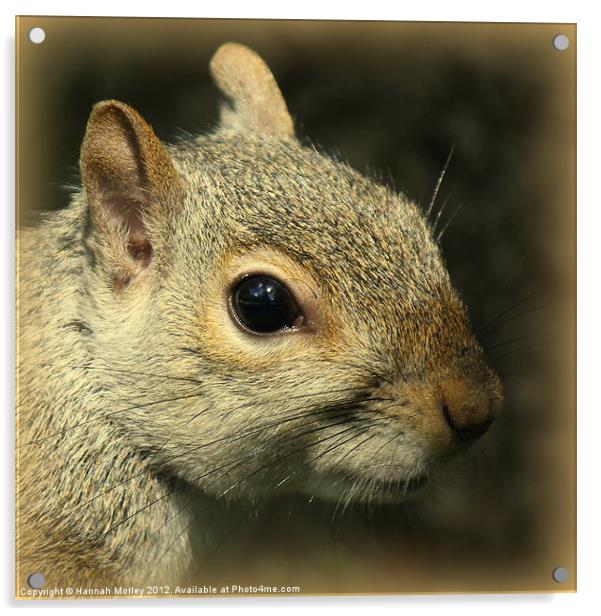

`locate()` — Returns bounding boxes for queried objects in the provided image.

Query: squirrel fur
[16,42,503,589]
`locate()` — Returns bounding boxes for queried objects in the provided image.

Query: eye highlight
[230,275,303,334]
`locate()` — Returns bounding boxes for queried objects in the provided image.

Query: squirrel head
[79,43,503,503]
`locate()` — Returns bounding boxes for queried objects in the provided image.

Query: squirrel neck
[16,199,211,586]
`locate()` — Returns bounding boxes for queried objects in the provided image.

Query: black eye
[230,275,303,334]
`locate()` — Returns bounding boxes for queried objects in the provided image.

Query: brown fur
[16,42,502,591]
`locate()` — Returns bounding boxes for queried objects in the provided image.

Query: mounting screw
[27,572,45,589]
[552,34,569,51]
[28,27,46,44]
[552,566,568,583]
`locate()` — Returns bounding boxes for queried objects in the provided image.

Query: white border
[2,1,599,615]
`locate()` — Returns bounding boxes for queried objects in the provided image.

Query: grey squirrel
[16,42,503,590]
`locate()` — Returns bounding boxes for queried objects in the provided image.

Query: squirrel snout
[439,378,496,444]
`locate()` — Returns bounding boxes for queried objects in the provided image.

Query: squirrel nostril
[439,378,496,444]
[441,403,494,443]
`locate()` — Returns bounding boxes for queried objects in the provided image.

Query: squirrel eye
[230,275,303,334]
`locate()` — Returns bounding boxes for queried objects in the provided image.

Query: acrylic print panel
[15,17,576,598]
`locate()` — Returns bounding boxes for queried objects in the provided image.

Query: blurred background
[17,18,576,593]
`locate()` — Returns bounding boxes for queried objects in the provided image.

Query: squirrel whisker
[425,144,455,221]
[65,396,387,519]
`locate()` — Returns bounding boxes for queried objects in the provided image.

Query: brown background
[16,17,576,594]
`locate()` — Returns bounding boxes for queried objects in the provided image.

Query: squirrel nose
[439,379,495,443]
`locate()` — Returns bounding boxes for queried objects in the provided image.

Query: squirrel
[16,42,503,591]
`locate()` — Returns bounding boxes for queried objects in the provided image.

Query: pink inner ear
[127,233,152,267]
[110,195,153,267]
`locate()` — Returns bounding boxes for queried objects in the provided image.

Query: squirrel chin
[303,471,430,504]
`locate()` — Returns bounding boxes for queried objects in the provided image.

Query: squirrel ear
[209,42,295,139]
[80,100,182,288]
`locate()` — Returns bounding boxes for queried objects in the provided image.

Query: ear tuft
[209,42,295,139]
